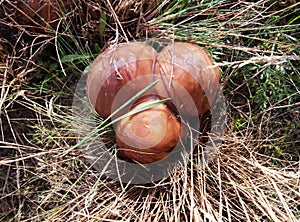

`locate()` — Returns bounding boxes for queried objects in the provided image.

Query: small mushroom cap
[17,0,71,30]
[155,42,221,115]
[87,42,156,118]
[116,98,181,164]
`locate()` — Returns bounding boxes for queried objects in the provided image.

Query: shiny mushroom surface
[155,42,221,116]
[116,98,181,164]
[86,42,221,163]
[86,42,156,119]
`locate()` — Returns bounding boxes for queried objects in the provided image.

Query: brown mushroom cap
[17,0,71,30]
[116,98,181,164]
[154,42,221,116]
[86,42,156,118]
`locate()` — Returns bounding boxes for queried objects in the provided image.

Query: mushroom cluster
[87,42,221,164]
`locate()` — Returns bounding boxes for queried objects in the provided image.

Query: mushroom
[86,42,221,164]
[86,42,156,119]
[17,0,71,31]
[116,97,181,164]
[154,42,221,116]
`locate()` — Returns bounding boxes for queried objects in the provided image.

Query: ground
[0,0,299,221]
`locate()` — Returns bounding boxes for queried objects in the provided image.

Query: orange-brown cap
[154,42,221,116]
[87,42,156,118]
[116,98,181,164]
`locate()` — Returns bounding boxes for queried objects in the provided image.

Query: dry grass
[1,0,299,221]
